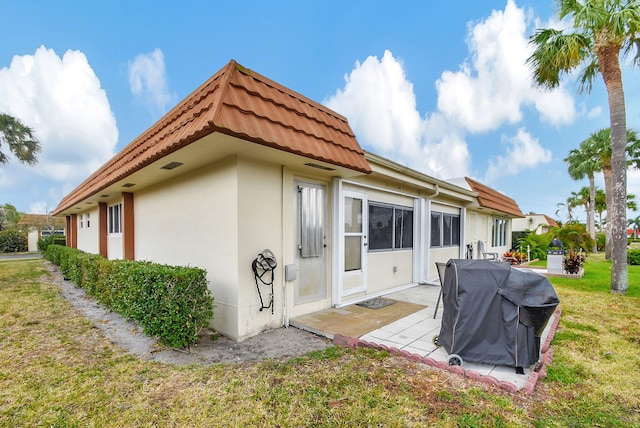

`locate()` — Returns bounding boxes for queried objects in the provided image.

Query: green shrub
[516,231,553,261]
[628,249,640,265]
[38,234,66,254]
[57,246,83,280]
[596,233,606,252]
[553,223,593,253]
[45,245,214,349]
[0,229,27,252]
[45,243,63,265]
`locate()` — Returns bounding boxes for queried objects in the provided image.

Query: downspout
[431,183,440,198]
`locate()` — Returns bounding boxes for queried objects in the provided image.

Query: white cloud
[324,1,575,187]
[0,45,118,212]
[436,0,575,132]
[587,106,603,119]
[325,51,471,178]
[484,128,552,182]
[324,51,422,158]
[128,48,174,116]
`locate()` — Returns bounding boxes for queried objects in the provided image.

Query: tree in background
[629,215,640,239]
[581,128,640,259]
[0,113,41,166]
[565,137,602,252]
[553,223,594,254]
[0,203,21,231]
[528,0,640,293]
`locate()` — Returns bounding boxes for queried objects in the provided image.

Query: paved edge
[334,306,562,394]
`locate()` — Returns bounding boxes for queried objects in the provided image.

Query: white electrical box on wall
[285,264,298,282]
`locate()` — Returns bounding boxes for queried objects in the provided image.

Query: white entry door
[294,182,327,305]
[341,190,368,297]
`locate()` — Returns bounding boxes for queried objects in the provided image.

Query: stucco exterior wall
[134,156,240,339]
[513,215,553,235]
[27,230,39,252]
[235,157,286,340]
[76,207,99,254]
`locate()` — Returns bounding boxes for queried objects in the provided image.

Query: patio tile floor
[293,283,560,393]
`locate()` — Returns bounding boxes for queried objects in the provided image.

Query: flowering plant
[563,251,586,274]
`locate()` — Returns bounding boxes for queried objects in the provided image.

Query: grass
[0,257,639,426]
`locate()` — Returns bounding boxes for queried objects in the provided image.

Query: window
[79,214,83,229]
[108,204,122,234]
[430,211,460,248]
[86,213,90,228]
[368,203,413,251]
[492,218,507,247]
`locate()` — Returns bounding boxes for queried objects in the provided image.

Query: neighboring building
[447,177,525,258]
[53,60,523,341]
[17,214,66,251]
[512,214,559,235]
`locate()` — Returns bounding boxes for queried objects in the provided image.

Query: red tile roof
[18,214,65,228]
[54,60,370,215]
[464,177,524,218]
[543,214,559,228]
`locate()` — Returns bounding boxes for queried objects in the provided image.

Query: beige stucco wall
[27,230,39,252]
[235,157,287,340]
[76,207,99,254]
[367,250,413,293]
[513,215,552,235]
[468,211,511,259]
[134,156,241,338]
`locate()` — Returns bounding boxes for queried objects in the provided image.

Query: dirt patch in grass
[45,262,333,365]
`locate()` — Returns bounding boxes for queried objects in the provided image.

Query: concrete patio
[291,278,560,394]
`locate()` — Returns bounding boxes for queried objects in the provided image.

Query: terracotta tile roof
[464,177,524,218]
[54,60,370,215]
[543,214,559,228]
[18,214,65,228]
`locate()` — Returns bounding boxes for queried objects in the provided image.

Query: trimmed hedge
[45,245,214,349]
[38,234,66,254]
[629,249,640,266]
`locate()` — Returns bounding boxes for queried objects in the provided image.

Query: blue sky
[1,0,639,224]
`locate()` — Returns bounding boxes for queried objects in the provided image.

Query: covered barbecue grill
[436,259,559,372]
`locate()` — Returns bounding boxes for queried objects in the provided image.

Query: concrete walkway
[0,252,42,260]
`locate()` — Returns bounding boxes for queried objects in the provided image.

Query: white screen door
[342,190,367,296]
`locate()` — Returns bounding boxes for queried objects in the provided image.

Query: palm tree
[565,144,600,252]
[579,128,640,259]
[556,197,576,223]
[628,193,638,212]
[527,0,640,293]
[0,113,41,166]
[595,188,607,231]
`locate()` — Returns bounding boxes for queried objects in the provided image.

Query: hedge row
[44,244,214,349]
[629,249,640,266]
[37,234,66,253]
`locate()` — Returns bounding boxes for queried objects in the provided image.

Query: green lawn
[0,256,639,427]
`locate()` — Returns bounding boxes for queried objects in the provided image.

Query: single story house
[53,60,523,341]
[512,214,559,235]
[17,214,66,252]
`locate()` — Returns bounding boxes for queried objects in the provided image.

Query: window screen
[368,203,413,251]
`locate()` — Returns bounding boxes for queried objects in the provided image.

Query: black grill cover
[438,259,559,368]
